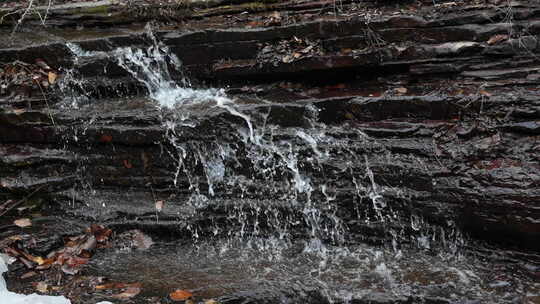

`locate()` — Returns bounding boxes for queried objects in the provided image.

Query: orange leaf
[170,289,193,301]
[95,283,116,290]
[99,134,113,143]
[112,286,141,299]
[487,34,508,45]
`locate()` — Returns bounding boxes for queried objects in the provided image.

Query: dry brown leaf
[247,21,264,28]
[8,235,23,241]
[14,218,32,228]
[395,87,408,94]
[13,109,26,115]
[479,89,492,97]
[99,134,113,143]
[170,289,193,301]
[112,286,141,299]
[95,282,117,290]
[21,271,38,279]
[487,34,509,45]
[205,300,218,304]
[123,159,133,169]
[32,256,45,265]
[48,72,57,84]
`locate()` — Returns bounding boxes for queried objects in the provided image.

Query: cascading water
[54,28,539,304]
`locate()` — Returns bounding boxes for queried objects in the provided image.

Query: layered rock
[0,0,539,255]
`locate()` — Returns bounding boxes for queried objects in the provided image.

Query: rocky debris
[257,37,325,66]
[0,60,59,107]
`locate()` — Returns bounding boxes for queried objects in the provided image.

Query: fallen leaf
[95,283,117,290]
[123,159,133,169]
[32,256,45,265]
[91,224,112,243]
[14,218,32,228]
[170,289,193,301]
[451,88,464,96]
[12,108,26,115]
[282,55,293,63]
[96,282,142,290]
[487,34,509,45]
[36,281,48,293]
[112,286,141,299]
[479,89,492,97]
[48,72,57,84]
[155,200,164,212]
[395,87,408,94]
[35,59,51,70]
[21,271,37,279]
[205,300,218,304]
[99,134,113,143]
[8,235,23,241]
[247,21,264,28]
[270,11,280,19]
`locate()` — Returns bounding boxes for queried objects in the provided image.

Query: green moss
[75,5,110,15]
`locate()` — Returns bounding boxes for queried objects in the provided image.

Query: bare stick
[10,0,35,39]
[0,185,46,217]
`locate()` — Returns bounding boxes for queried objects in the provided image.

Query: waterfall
[52,28,501,304]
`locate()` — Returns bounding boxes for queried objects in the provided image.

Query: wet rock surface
[1,0,540,303]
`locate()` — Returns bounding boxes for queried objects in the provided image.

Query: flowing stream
[51,29,540,304]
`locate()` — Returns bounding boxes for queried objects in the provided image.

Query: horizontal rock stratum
[1,0,539,254]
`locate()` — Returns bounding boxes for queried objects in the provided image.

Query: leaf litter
[0,221,164,301]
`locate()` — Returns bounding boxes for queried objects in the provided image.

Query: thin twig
[0,185,46,217]
[10,0,35,40]
[19,64,56,125]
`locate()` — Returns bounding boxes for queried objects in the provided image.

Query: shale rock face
[0,0,539,255]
